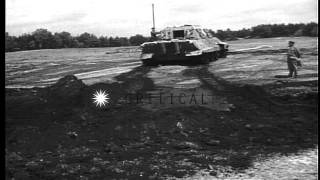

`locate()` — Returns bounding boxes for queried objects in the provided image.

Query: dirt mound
[49,75,85,95]
[50,75,84,91]
[5,71,318,179]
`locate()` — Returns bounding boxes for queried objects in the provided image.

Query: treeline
[211,22,318,40]
[5,22,318,52]
[5,30,150,52]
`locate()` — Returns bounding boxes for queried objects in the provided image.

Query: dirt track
[5,37,318,179]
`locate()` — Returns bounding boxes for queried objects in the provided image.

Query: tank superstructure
[140,24,229,65]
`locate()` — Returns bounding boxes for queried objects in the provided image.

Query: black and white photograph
[5,0,318,179]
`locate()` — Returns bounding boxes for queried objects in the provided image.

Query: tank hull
[140,38,228,66]
[140,25,229,66]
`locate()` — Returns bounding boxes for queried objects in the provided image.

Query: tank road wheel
[219,50,227,58]
[200,54,210,64]
[210,52,218,62]
[142,59,157,66]
[142,59,151,66]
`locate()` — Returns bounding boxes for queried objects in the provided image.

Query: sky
[6,0,318,37]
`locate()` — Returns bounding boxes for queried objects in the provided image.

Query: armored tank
[140,25,229,65]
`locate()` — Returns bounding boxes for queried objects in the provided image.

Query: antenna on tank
[151,4,156,37]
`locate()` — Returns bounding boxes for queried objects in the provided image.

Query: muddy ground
[5,37,318,179]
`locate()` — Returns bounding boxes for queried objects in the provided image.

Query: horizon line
[5,21,318,38]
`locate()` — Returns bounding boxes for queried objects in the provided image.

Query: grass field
[5,37,317,88]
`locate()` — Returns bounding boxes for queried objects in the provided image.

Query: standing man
[287,41,301,78]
